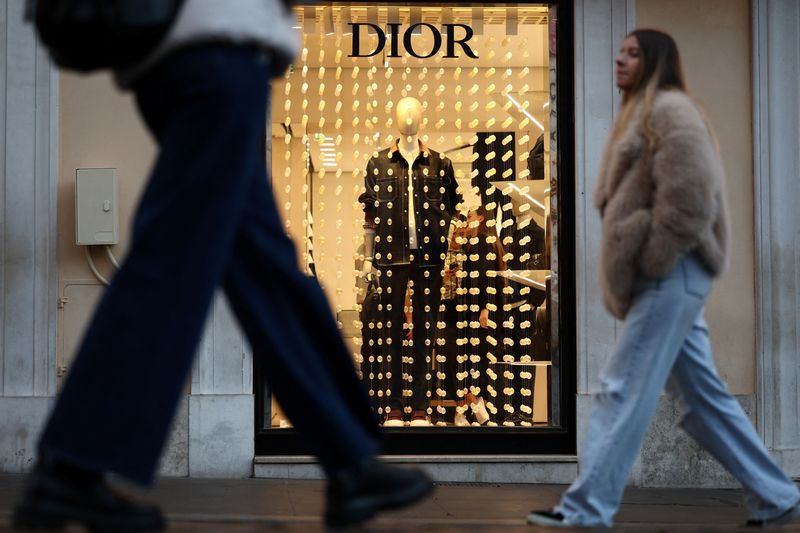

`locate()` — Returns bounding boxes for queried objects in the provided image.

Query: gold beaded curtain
[270,4,556,429]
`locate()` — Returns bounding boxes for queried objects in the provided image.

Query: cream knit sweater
[117,0,299,86]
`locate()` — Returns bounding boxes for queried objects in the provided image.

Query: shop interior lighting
[388,6,400,25]
[324,7,335,36]
[506,182,546,213]
[341,6,352,35]
[367,6,378,33]
[442,6,453,25]
[410,7,422,35]
[273,12,554,425]
[505,93,545,132]
[472,6,484,35]
[303,6,315,33]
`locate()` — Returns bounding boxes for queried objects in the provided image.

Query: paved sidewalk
[1,474,798,531]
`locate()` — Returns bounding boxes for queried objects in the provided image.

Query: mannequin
[361,96,423,278]
[358,96,461,427]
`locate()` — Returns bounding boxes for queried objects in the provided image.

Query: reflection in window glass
[270,4,557,429]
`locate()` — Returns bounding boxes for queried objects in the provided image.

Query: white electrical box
[75,168,119,245]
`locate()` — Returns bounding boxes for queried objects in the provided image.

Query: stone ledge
[254,454,577,464]
[254,455,578,484]
[189,395,254,479]
[0,397,54,474]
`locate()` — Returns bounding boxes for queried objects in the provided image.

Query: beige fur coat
[593,89,730,319]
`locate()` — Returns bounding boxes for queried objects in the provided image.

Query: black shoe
[325,458,434,528]
[12,456,165,532]
[527,508,571,528]
[746,502,800,528]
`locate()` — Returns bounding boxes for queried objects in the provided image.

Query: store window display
[267,3,559,431]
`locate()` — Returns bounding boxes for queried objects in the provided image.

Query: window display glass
[267,2,561,430]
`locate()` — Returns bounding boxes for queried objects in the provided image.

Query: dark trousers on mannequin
[37,45,379,486]
[377,259,443,416]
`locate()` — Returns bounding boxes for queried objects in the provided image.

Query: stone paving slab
[1,474,799,531]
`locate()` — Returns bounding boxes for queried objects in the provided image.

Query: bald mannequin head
[395,96,422,136]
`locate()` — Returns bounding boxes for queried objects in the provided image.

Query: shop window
[263,2,566,437]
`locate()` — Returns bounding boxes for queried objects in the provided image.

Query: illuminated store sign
[349,23,478,59]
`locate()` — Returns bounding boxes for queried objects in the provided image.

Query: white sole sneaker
[469,397,490,425]
[747,502,800,528]
[527,509,571,528]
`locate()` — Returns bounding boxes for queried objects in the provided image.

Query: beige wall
[57,72,153,376]
[637,0,754,393]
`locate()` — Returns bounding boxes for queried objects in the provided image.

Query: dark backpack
[30,0,185,72]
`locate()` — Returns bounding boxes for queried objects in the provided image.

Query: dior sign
[348,23,478,59]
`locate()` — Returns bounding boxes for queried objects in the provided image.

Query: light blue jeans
[557,254,800,527]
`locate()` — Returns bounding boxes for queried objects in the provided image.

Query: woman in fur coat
[528,29,800,529]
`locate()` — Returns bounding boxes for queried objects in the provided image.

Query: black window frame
[255,0,576,457]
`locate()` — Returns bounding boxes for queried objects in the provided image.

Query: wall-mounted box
[75,168,119,245]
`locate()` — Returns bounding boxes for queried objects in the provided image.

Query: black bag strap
[33,0,185,72]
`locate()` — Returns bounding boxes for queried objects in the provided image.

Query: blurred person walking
[528,29,800,529]
[13,1,432,531]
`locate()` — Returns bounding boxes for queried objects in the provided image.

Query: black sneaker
[746,502,800,528]
[325,458,434,528]
[12,456,165,532]
[527,508,571,528]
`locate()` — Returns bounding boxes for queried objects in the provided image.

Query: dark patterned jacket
[359,141,461,267]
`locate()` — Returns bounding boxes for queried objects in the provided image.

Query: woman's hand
[479,308,489,328]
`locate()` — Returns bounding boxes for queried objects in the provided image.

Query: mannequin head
[395,96,422,137]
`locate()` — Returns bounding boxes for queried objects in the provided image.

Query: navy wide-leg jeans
[39,45,380,485]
